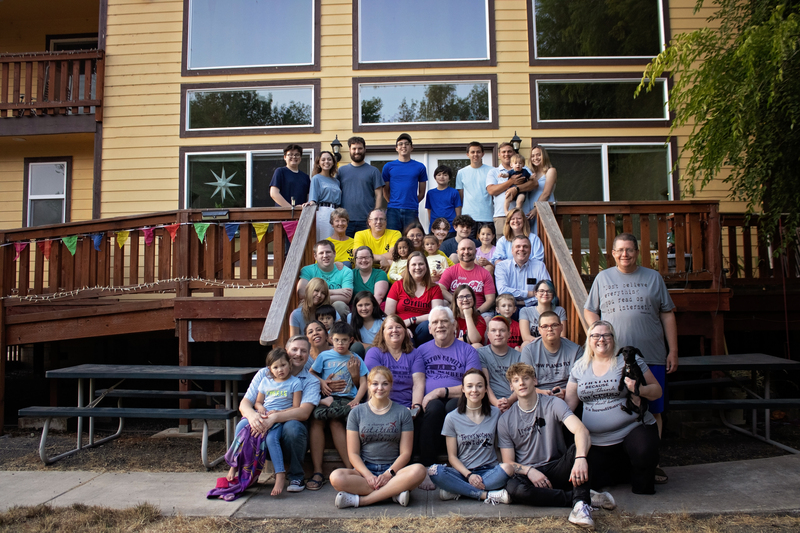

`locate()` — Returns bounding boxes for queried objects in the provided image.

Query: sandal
[307,472,325,491]
[654,467,668,484]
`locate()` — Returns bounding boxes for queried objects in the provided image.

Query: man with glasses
[382,133,428,231]
[353,208,401,268]
[270,144,310,208]
[584,232,676,483]
[520,311,581,400]
[338,136,384,237]
[495,235,551,311]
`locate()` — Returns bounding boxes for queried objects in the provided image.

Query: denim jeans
[411,320,432,347]
[387,208,420,232]
[346,219,368,238]
[265,422,285,473]
[429,463,511,500]
[232,418,309,482]
[363,461,394,477]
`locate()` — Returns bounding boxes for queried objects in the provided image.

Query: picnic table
[18,364,260,467]
[669,353,800,453]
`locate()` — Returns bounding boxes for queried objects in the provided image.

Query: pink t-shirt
[387,282,443,320]
[439,264,496,308]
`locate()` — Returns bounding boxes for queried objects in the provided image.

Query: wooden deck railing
[536,202,589,344]
[548,201,722,287]
[0,207,313,301]
[1,50,104,120]
[720,214,800,285]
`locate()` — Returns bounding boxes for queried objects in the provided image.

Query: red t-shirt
[508,320,522,349]
[388,282,443,320]
[439,264,496,309]
[457,315,487,344]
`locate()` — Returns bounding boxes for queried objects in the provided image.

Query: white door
[366,151,492,231]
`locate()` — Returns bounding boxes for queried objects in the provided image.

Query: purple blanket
[206,424,267,501]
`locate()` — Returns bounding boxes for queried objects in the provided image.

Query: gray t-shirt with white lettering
[520,338,581,391]
[584,266,675,365]
[497,395,573,468]
[478,345,521,400]
[347,401,413,464]
[442,406,502,470]
[568,354,656,446]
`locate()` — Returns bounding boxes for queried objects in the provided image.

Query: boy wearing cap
[382,133,428,231]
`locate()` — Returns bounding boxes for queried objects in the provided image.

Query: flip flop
[307,472,325,491]
[655,467,668,484]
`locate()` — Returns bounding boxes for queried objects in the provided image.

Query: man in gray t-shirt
[338,137,385,237]
[479,316,521,410]
[520,311,581,397]
[497,362,594,521]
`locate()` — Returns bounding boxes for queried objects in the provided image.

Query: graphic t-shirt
[456,315,487,344]
[418,339,482,394]
[347,402,413,464]
[244,367,320,407]
[497,395,573,468]
[519,306,568,339]
[386,283,443,320]
[327,237,355,265]
[520,338,581,391]
[439,264,496,309]
[311,349,368,399]
[442,406,502,469]
[478,345,522,399]
[256,374,302,411]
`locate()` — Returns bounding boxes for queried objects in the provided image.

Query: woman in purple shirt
[364,315,426,409]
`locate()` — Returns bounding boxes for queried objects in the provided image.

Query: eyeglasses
[536,290,553,295]
[456,295,473,301]
[286,153,302,159]
[397,142,411,147]
[589,333,614,340]
[538,323,562,330]
[331,338,350,345]
[613,248,637,255]
[370,218,386,223]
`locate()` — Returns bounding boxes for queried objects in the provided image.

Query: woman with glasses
[519,280,567,347]
[566,320,662,495]
[351,246,390,305]
[449,285,486,348]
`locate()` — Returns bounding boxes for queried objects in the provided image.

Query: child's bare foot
[320,396,333,407]
[271,472,286,496]
[226,467,237,482]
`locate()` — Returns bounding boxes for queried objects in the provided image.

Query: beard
[350,152,365,163]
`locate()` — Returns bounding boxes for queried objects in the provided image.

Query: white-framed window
[540,142,673,202]
[25,159,69,227]
[184,149,313,209]
[530,0,666,62]
[185,84,315,132]
[532,76,669,126]
[186,0,315,71]
[357,0,493,67]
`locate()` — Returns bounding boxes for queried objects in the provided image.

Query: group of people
[208,136,679,527]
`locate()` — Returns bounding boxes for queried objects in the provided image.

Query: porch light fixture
[201,209,230,221]
[330,135,343,162]
[510,132,522,153]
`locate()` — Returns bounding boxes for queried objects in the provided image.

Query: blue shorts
[648,364,666,414]
[363,461,394,477]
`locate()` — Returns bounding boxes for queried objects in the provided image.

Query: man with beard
[338,136,384,237]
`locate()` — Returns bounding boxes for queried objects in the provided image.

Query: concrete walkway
[2,454,799,518]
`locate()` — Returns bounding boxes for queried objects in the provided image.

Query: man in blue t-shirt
[382,133,427,231]
[269,144,310,207]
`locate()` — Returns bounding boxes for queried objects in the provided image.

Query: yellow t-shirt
[354,229,401,257]
[327,236,355,266]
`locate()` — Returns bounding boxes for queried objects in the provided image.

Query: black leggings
[588,423,660,494]
[414,397,458,466]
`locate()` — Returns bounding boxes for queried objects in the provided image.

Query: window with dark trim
[179,143,320,209]
[354,0,496,70]
[23,157,72,227]
[527,0,669,66]
[180,80,320,138]
[530,73,671,129]
[182,0,321,76]
[353,75,498,132]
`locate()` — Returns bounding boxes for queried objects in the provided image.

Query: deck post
[0,231,8,435]
[177,212,191,432]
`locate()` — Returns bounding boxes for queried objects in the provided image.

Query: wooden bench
[18,406,237,468]
[94,389,244,402]
[669,399,800,410]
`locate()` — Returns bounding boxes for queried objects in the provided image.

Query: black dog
[617,346,649,422]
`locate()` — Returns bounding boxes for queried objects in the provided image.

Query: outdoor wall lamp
[510,132,522,153]
[331,135,342,162]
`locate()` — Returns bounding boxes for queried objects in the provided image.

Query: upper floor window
[355,0,495,69]
[181,81,319,138]
[184,0,319,75]
[24,158,71,227]
[529,0,667,65]
[354,75,498,132]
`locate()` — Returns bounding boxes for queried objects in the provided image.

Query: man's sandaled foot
[654,467,668,484]
[307,472,325,491]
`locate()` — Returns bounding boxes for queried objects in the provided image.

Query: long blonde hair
[575,320,619,372]
[301,278,331,323]
[530,145,552,175]
[503,208,532,240]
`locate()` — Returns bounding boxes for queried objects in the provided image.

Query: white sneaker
[286,479,305,493]
[568,501,595,529]
[590,489,616,510]
[484,488,511,505]
[439,489,460,501]
[335,491,359,509]
[392,490,410,507]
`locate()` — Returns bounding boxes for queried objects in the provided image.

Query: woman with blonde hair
[566,320,662,495]
[492,208,545,264]
[289,278,338,336]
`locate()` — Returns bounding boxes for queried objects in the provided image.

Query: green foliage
[637,0,800,251]
[360,96,383,123]
[380,84,489,123]
[189,91,311,129]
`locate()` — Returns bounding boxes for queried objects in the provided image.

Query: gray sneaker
[568,501,595,529]
[484,489,511,505]
[286,479,305,493]
[439,489,460,501]
[335,491,359,509]
[590,489,616,510]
